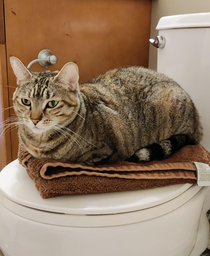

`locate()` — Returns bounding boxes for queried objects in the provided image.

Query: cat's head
[10,56,80,134]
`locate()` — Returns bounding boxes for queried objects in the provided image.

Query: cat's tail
[128,134,196,162]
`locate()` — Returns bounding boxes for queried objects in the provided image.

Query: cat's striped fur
[10,57,203,165]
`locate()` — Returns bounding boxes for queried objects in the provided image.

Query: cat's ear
[10,56,32,85]
[54,62,79,91]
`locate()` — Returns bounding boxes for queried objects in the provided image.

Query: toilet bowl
[1,12,210,256]
[0,160,210,256]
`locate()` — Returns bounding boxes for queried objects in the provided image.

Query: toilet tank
[156,13,210,151]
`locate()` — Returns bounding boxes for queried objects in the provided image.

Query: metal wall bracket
[27,49,57,69]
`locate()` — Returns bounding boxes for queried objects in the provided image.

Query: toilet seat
[0,160,202,227]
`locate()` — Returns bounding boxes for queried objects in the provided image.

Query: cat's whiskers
[61,126,98,149]
[7,85,17,89]
[54,125,85,158]
[0,116,18,128]
[0,119,23,137]
[2,106,14,112]
[71,110,86,121]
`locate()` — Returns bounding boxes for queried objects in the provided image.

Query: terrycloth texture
[18,144,210,199]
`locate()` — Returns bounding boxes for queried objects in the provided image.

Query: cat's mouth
[22,119,52,134]
[24,122,49,134]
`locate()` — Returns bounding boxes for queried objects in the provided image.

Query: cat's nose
[31,119,40,125]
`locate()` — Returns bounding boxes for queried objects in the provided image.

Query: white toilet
[1,13,210,256]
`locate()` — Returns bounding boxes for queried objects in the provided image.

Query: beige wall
[149,0,210,70]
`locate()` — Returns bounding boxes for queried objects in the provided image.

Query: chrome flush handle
[149,36,166,49]
[27,49,57,69]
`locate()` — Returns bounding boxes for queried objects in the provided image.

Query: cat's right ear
[10,56,32,85]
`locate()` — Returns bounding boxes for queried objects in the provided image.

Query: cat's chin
[30,126,48,134]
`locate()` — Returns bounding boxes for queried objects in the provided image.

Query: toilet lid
[0,160,195,215]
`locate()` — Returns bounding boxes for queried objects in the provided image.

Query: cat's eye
[21,98,31,106]
[46,100,58,108]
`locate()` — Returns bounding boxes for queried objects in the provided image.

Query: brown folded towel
[18,144,210,199]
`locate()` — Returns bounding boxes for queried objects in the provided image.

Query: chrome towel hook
[27,49,57,69]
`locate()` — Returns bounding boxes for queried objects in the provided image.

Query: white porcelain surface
[0,184,203,227]
[156,12,210,30]
[0,187,209,256]
[0,160,193,215]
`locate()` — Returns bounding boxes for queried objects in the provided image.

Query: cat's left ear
[54,62,79,91]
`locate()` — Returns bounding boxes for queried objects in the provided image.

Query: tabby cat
[10,57,203,166]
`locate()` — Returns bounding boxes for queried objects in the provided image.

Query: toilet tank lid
[156,12,210,30]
